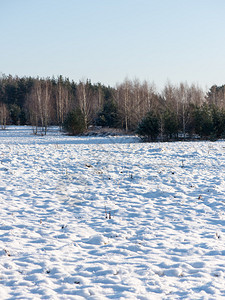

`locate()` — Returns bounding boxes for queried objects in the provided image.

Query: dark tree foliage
[0,75,33,124]
[4,84,17,105]
[211,105,225,138]
[137,111,159,141]
[162,109,179,139]
[96,99,119,127]
[63,109,86,135]
[193,104,214,138]
[9,104,21,125]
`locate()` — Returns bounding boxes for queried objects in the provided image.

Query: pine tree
[137,111,159,141]
[63,109,86,135]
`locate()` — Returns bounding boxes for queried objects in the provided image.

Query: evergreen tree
[211,105,225,138]
[194,104,213,138]
[9,104,21,125]
[63,109,86,135]
[163,109,179,139]
[96,99,119,127]
[137,111,159,141]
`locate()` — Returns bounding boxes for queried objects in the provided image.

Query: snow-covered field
[1,126,225,299]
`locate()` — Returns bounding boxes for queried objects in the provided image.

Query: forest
[0,74,225,140]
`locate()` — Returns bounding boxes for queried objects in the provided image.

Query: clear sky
[1,0,225,91]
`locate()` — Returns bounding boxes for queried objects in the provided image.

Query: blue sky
[1,0,225,91]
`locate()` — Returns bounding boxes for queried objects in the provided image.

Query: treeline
[0,74,225,140]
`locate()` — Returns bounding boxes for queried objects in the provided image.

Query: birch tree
[26,78,52,134]
[55,76,71,129]
[76,80,99,129]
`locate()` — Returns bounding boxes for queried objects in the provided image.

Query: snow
[1,126,225,299]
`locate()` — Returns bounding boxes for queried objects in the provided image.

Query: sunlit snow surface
[1,126,225,299]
